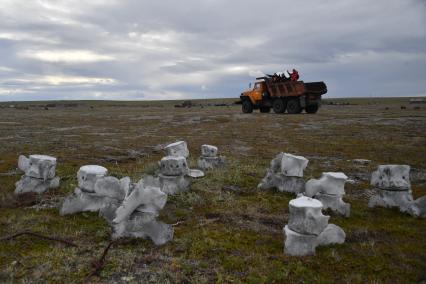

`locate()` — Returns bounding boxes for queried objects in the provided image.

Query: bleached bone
[77,165,108,192]
[21,155,57,180]
[18,155,30,172]
[113,177,167,224]
[159,174,191,195]
[368,189,414,212]
[112,212,173,245]
[160,156,189,176]
[305,172,348,197]
[258,170,305,194]
[201,144,218,157]
[15,176,60,194]
[288,196,329,235]
[270,152,284,172]
[316,224,346,246]
[94,176,126,200]
[283,225,318,256]
[408,196,426,218]
[281,153,309,177]
[371,165,410,190]
[60,187,121,215]
[188,169,205,178]
[315,193,350,217]
[197,156,226,170]
[119,176,132,197]
[164,141,189,158]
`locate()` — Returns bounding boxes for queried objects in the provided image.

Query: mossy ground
[0,98,425,283]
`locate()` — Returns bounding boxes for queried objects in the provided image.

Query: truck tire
[242,100,253,113]
[287,98,302,114]
[272,99,286,113]
[260,106,271,113]
[305,104,319,114]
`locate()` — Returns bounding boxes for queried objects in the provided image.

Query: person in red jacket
[287,69,299,81]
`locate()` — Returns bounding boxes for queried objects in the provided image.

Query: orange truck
[239,76,327,114]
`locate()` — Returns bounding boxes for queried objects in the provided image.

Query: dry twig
[0,230,78,247]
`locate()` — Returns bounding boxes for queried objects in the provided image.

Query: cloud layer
[0,0,425,101]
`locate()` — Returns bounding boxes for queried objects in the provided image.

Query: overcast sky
[0,0,425,101]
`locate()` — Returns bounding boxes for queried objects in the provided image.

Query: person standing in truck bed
[287,69,299,81]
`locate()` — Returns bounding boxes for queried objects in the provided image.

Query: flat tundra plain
[0,98,425,283]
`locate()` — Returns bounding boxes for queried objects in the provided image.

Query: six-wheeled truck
[239,76,327,114]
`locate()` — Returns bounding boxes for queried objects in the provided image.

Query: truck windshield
[254,83,260,90]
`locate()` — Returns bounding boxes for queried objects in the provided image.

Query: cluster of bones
[14,143,425,255]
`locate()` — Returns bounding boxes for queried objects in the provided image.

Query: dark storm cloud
[0,0,425,101]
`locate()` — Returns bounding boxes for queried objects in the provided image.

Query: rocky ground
[0,98,425,283]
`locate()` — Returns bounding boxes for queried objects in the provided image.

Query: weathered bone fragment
[15,175,60,194]
[408,196,426,218]
[60,165,124,215]
[368,189,414,212]
[113,177,166,224]
[316,224,346,246]
[197,144,226,170]
[197,156,226,170]
[188,169,205,178]
[159,174,191,195]
[368,165,425,217]
[283,225,317,256]
[288,196,329,235]
[60,187,121,215]
[160,156,189,176]
[258,153,308,194]
[281,153,309,177]
[201,144,218,157]
[371,165,410,190]
[112,176,173,245]
[306,172,348,197]
[315,193,351,217]
[305,172,350,217]
[15,154,60,194]
[18,155,30,172]
[283,195,346,256]
[164,141,189,158]
[77,165,108,192]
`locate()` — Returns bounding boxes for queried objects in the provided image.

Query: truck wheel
[287,99,302,114]
[272,99,286,113]
[306,104,319,114]
[260,106,271,113]
[242,100,253,113]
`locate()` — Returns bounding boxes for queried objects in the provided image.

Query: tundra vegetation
[0,98,425,283]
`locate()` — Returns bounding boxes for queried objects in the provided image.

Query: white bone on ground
[283,225,318,256]
[113,177,167,224]
[77,165,108,192]
[79,165,108,175]
[188,169,205,178]
[160,156,189,176]
[23,154,57,180]
[281,153,309,177]
[370,165,410,190]
[18,155,30,172]
[94,176,125,200]
[289,195,323,208]
[201,144,218,157]
[288,200,329,235]
[323,172,348,180]
[29,154,57,162]
[306,172,348,196]
[164,141,189,158]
